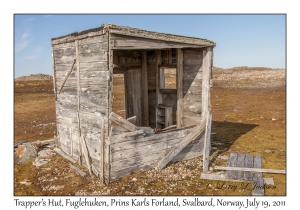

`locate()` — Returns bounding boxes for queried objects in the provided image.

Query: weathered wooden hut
[51,24,216,183]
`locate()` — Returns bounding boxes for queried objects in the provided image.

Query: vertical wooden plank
[244,154,254,180]
[104,31,113,183]
[70,128,73,158]
[176,48,183,128]
[76,39,92,175]
[124,68,129,119]
[201,47,212,123]
[156,50,162,128]
[167,50,172,65]
[236,153,246,179]
[100,117,105,183]
[141,51,149,126]
[226,153,238,179]
[75,40,82,165]
[51,53,57,101]
[159,68,165,89]
[156,50,162,105]
[252,155,264,196]
[202,112,212,173]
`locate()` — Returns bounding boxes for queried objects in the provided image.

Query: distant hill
[15,74,53,81]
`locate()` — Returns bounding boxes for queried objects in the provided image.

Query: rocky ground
[14,68,286,196]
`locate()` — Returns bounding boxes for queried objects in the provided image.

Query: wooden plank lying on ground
[70,164,87,177]
[157,122,206,169]
[109,112,139,132]
[244,154,254,180]
[252,155,264,196]
[226,153,238,179]
[54,147,77,163]
[215,166,286,174]
[236,153,246,179]
[200,173,251,183]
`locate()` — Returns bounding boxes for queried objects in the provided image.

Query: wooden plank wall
[109,127,205,181]
[182,48,203,126]
[52,34,109,176]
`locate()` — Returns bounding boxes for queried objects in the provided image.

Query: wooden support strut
[58,58,76,94]
[157,122,206,170]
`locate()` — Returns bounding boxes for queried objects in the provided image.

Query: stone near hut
[15,143,37,165]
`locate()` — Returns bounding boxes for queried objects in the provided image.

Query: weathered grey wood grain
[244,154,254,180]
[157,122,206,169]
[201,47,212,123]
[109,112,139,132]
[203,113,212,173]
[52,31,106,45]
[177,48,183,128]
[70,164,87,177]
[226,152,238,179]
[54,147,77,163]
[58,59,77,94]
[110,34,208,49]
[252,155,264,196]
[236,153,246,179]
[141,51,149,126]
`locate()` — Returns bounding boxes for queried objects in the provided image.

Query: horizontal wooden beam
[113,63,141,68]
[215,166,286,174]
[159,64,177,68]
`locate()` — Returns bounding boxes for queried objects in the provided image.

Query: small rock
[265,149,271,153]
[272,118,276,121]
[20,181,31,186]
[208,184,213,188]
[132,178,137,182]
[33,157,51,167]
[209,167,213,171]
[14,168,19,173]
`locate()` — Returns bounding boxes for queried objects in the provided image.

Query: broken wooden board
[157,122,206,169]
[200,172,251,183]
[109,112,139,132]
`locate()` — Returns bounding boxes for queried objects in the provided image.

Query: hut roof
[52,23,216,47]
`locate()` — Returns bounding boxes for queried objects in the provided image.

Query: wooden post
[51,53,57,100]
[100,118,105,183]
[176,48,183,128]
[141,51,149,126]
[156,50,162,105]
[202,112,212,173]
[201,47,212,123]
